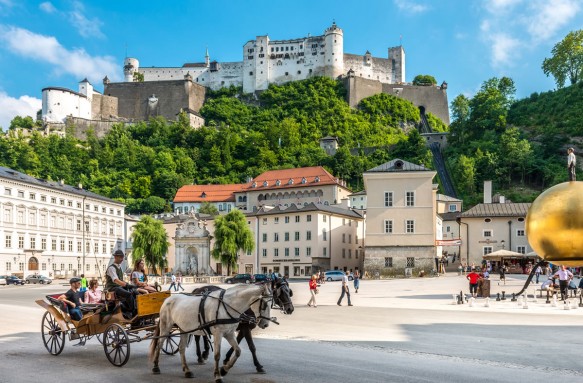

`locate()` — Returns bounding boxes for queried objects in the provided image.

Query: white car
[324,270,354,281]
[0,276,6,285]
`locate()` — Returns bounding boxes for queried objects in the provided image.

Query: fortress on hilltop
[40,22,449,138]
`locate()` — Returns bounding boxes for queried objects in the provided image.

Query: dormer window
[252,182,257,188]
[263,181,269,187]
[288,178,294,185]
[201,192,206,198]
[314,176,320,183]
[301,177,307,184]
[276,180,281,186]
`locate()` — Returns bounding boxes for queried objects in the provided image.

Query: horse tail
[149,321,160,363]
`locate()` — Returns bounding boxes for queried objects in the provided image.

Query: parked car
[25,274,53,284]
[324,270,354,281]
[5,275,25,285]
[225,273,255,284]
[253,273,272,283]
[0,276,6,285]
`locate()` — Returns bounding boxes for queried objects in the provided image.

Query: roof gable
[174,184,246,203]
[460,203,531,218]
[244,166,347,191]
[366,159,430,172]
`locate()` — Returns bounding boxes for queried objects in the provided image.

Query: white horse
[149,283,273,382]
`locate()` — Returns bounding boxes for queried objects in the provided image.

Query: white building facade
[0,166,125,279]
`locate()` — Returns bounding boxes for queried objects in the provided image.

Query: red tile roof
[243,166,346,191]
[173,184,245,203]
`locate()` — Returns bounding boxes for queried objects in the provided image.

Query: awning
[482,249,540,261]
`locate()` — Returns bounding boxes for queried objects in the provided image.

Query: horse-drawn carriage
[36,290,178,366]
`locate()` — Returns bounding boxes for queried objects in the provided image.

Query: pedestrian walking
[553,264,573,300]
[499,263,506,285]
[168,273,177,291]
[353,270,360,293]
[176,272,185,291]
[307,274,318,307]
[535,265,542,284]
[337,271,352,306]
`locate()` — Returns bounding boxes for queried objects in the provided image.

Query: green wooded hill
[0,77,436,214]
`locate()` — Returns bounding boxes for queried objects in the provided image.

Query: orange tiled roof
[243,166,346,191]
[173,184,246,203]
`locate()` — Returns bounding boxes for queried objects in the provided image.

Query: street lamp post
[77,256,81,276]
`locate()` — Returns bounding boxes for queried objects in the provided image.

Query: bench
[535,288,578,299]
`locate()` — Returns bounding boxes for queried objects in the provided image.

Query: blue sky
[0,0,581,129]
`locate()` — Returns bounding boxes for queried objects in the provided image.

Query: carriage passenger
[84,279,103,304]
[105,250,137,319]
[58,277,83,321]
[131,258,157,294]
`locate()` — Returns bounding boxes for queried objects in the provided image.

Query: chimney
[484,180,492,204]
[340,198,350,209]
[499,196,505,204]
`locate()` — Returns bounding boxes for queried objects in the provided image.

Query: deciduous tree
[542,30,583,88]
[211,209,254,275]
[131,215,169,275]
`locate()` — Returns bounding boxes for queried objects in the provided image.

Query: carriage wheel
[161,329,180,355]
[41,311,66,356]
[103,323,131,367]
[96,333,103,344]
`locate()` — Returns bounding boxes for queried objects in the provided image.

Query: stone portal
[174,216,212,275]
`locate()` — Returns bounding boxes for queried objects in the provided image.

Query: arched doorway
[187,247,199,276]
[28,256,39,271]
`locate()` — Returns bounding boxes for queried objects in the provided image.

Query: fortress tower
[324,22,344,79]
[388,46,405,83]
[123,57,139,82]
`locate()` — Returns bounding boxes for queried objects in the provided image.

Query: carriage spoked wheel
[103,323,131,367]
[96,333,103,344]
[41,311,65,355]
[161,329,180,355]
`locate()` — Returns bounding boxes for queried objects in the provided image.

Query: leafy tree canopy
[542,29,583,88]
[412,74,437,86]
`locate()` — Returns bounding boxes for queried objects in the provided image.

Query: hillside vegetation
[0,77,433,213]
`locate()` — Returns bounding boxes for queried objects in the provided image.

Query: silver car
[324,270,353,281]
[25,274,52,284]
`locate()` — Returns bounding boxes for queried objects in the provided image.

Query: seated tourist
[84,279,103,304]
[131,258,158,294]
[541,277,558,292]
[58,277,83,321]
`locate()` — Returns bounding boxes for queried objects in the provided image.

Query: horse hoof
[220,367,228,376]
[202,351,209,359]
[197,357,204,364]
[222,359,228,365]
[185,371,194,378]
[257,367,266,374]
[215,380,223,383]
[152,367,160,375]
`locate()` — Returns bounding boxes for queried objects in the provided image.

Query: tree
[211,209,254,275]
[131,215,169,275]
[199,202,219,216]
[412,74,437,86]
[542,30,583,88]
[133,72,145,82]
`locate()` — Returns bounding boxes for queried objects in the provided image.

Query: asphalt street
[0,275,582,383]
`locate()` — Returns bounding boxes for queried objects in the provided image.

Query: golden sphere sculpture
[526,181,583,267]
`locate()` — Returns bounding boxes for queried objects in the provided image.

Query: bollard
[546,290,551,304]
[457,294,463,305]
[460,290,465,304]
[496,292,501,301]
[579,295,583,308]
[484,297,490,308]
[469,297,475,307]
[522,295,528,309]
[532,288,538,303]
[564,300,571,310]
[572,299,578,310]
[517,295,523,306]
[452,294,458,305]
[501,291,506,300]
[511,293,517,302]
[552,295,558,307]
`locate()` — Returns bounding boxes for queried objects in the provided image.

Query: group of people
[58,275,103,321]
[541,264,576,301]
[307,270,360,307]
[466,267,490,298]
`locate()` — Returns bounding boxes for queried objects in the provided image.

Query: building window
[262,249,267,257]
[285,216,290,223]
[17,211,24,224]
[274,248,279,257]
[77,220,81,231]
[30,237,36,249]
[41,195,46,202]
[516,246,526,254]
[385,257,393,267]
[3,208,11,222]
[323,247,327,256]
[406,257,415,268]
[60,240,65,251]
[28,212,36,225]
[262,233,267,242]
[295,216,300,223]
[41,238,46,250]
[4,188,11,196]
[94,243,98,253]
[77,241,81,252]
[294,231,300,241]
[263,218,267,225]
[284,232,290,241]
[29,193,36,200]
[306,231,312,240]
[68,240,73,252]
[307,215,312,222]
[384,192,393,207]
[449,204,457,212]
[348,234,352,243]
[342,249,346,258]
[446,226,451,233]
[5,235,11,248]
[406,191,415,207]
[406,220,415,233]
[483,230,492,237]
[274,233,279,242]
[323,215,327,222]
[342,234,346,243]
[18,190,24,198]
[517,229,525,236]
[294,247,300,256]
[306,247,311,257]
[384,219,393,234]
[103,243,107,253]
[483,246,493,255]
[322,229,327,241]
[274,217,279,224]
[18,236,24,249]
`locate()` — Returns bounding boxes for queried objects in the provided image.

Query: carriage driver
[105,250,137,319]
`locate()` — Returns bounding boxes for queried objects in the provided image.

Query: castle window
[290,46,294,50]
[285,72,288,76]
[248,56,253,59]
[276,180,281,186]
[276,47,279,52]
[301,177,307,184]
[309,69,313,73]
[298,71,301,74]
[271,47,274,52]
[288,178,294,185]
[286,47,289,51]
[249,71,253,76]
[300,45,303,49]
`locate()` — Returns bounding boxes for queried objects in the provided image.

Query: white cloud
[483,0,523,13]
[39,1,57,13]
[525,0,581,42]
[69,1,104,39]
[0,25,119,83]
[394,0,428,14]
[0,91,41,130]
[489,33,521,67]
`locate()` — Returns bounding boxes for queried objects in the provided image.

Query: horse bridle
[245,294,279,325]
[272,283,292,313]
